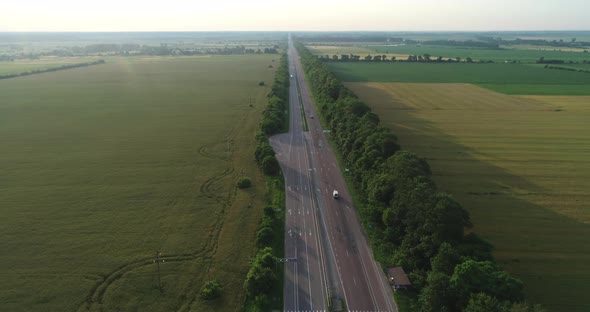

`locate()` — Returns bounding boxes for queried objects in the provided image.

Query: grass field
[506,44,589,53]
[347,82,590,312]
[306,45,376,55]
[0,54,277,311]
[328,62,590,95]
[528,63,590,71]
[0,57,103,75]
[367,44,590,63]
[304,43,590,63]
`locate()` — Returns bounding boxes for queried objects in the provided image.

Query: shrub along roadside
[295,40,543,312]
[260,53,289,135]
[243,52,289,312]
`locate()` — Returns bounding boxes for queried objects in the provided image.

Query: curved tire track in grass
[78,253,204,312]
[79,137,237,312]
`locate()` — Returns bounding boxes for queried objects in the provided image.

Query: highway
[269,36,398,312]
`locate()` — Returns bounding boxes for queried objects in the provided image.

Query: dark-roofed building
[387,266,411,290]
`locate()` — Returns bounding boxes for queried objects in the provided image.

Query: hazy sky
[1,0,588,32]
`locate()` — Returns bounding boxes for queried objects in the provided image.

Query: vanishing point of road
[269,36,398,312]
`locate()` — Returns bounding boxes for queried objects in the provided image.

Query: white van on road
[332,190,340,199]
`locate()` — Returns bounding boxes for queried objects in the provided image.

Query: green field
[528,63,590,71]
[0,55,277,311]
[348,82,590,312]
[367,44,590,63]
[0,57,102,75]
[305,43,590,63]
[328,62,590,95]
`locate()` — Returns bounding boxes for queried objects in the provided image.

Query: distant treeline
[296,41,544,312]
[544,64,590,74]
[322,54,590,65]
[418,39,500,49]
[299,34,589,49]
[0,60,106,80]
[244,53,289,311]
[478,36,590,49]
[321,53,481,63]
[1,45,280,60]
[536,57,590,65]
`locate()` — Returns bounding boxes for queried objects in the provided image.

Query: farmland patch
[0,54,276,312]
[347,82,590,312]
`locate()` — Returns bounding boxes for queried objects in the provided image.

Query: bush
[244,249,277,297]
[261,155,280,175]
[256,226,274,247]
[200,279,223,300]
[237,177,252,189]
[259,81,265,86]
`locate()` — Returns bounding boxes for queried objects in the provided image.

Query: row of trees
[321,54,477,63]
[244,52,290,311]
[0,60,106,80]
[419,40,500,49]
[1,45,281,59]
[544,64,590,74]
[296,41,543,312]
[259,53,289,136]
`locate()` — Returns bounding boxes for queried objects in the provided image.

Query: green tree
[244,264,276,296]
[261,155,280,175]
[255,142,274,164]
[465,293,508,312]
[237,177,252,189]
[419,271,454,312]
[451,260,524,306]
[431,242,461,275]
[256,226,274,247]
[263,205,276,219]
[429,193,471,243]
[200,279,223,300]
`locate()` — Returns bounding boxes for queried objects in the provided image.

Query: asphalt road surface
[270,36,398,312]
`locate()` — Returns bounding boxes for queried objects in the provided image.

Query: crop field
[347,82,590,312]
[528,63,590,71]
[367,44,590,63]
[0,54,277,311]
[306,45,376,55]
[506,44,589,53]
[0,57,102,75]
[328,62,590,95]
[304,43,590,63]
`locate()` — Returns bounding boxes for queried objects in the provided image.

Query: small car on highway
[332,190,340,199]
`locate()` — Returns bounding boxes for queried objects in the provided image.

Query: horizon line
[1,29,590,33]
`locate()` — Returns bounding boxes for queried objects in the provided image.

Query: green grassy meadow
[367,44,590,63]
[0,57,102,75]
[348,82,590,311]
[0,55,277,311]
[328,62,590,95]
